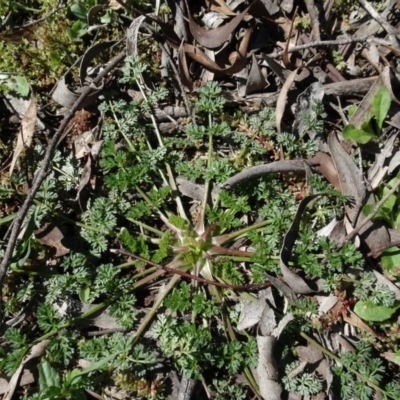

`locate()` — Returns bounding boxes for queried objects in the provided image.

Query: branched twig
[116,248,271,291]
[357,0,399,47]
[344,178,400,243]
[0,51,127,323]
[271,35,371,58]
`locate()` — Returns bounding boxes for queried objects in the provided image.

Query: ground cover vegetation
[1,0,400,399]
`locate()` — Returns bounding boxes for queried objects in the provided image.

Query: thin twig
[344,178,400,243]
[116,248,271,291]
[271,35,371,58]
[0,51,127,324]
[304,0,321,41]
[358,0,398,45]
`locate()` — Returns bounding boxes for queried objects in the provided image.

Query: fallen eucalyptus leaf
[9,96,36,176]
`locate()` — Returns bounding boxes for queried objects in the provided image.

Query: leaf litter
[1,0,400,399]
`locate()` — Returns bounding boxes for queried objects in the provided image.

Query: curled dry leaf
[126,16,147,57]
[245,53,268,95]
[9,96,36,176]
[183,28,252,74]
[80,41,117,86]
[186,0,253,49]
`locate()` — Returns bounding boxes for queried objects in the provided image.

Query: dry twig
[344,179,400,243]
[272,35,371,58]
[357,0,399,47]
[304,0,321,41]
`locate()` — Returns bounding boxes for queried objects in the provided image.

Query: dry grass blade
[9,96,36,176]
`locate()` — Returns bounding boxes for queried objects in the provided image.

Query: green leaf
[382,176,399,211]
[38,361,61,390]
[353,300,400,322]
[373,86,391,130]
[9,76,30,98]
[67,20,88,42]
[396,213,400,232]
[70,3,88,20]
[79,287,90,303]
[100,9,112,24]
[381,247,400,272]
[342,124,376,144]
[68,353,116,386]
[347,104,357,118]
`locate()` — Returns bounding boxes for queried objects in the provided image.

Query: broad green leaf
[67,21,88,42]
[347,104,357,118]
[362,203,391,223]
[70,3,88,20]
[382,176,399,212]
[9,76,30,97]
[100,9,112,23]
[362,204,374,216]
[68,353,116,386]
[360,119,375,135]
[79,286,90,303]
[373,86,391,130]
[395,350,400,362]
[354,300,400,322]
[38,361,61,390]
[381,247,400,272]
[342,124,376,144]
[0,212,16,225]
[396,212,400,232]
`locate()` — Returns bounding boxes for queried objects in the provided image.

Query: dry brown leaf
[178,41,194,92]
[9,96,36,176]
[183,28,252,73]
[126,16,147,57]
[35,223,70,257]
[256,335,282,400]
[327,132,365,223]
[342,310,380,338]
[0,369,34,395]
[381,65,400,106]
[245,53,268,95]
[237,298,267,331]
[381,352,400,366]
[276,67,300,134]
[108,0,122,9]
[186,0,253,49]
[310,152,341,191]
[3,340,49,400]
[205,0,237,16]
